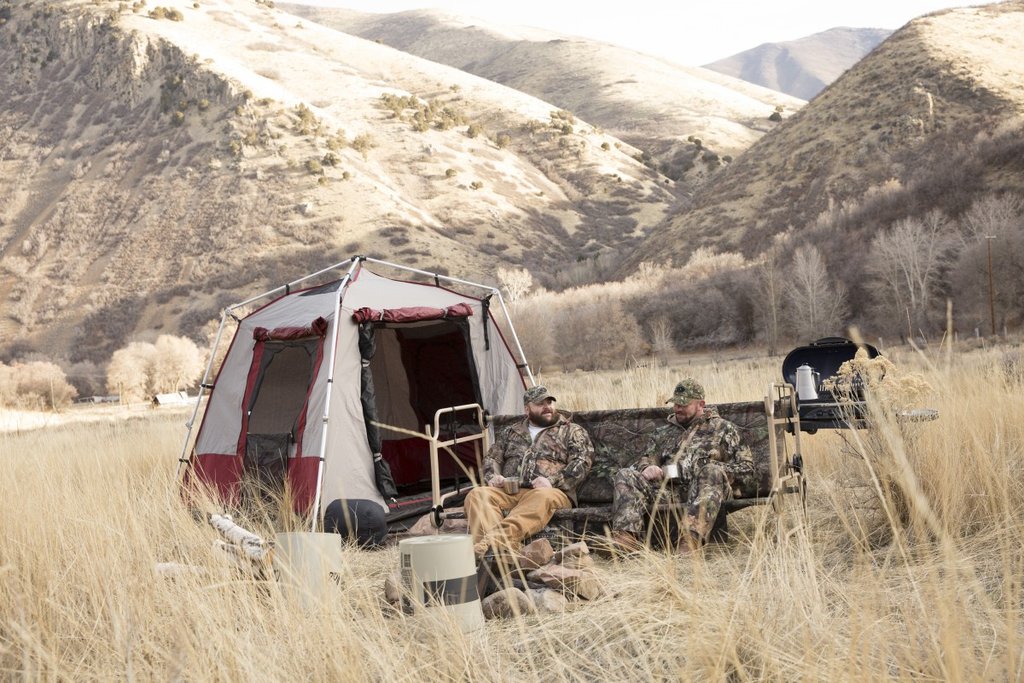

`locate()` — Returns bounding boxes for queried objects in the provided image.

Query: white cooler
[398,534,483,632]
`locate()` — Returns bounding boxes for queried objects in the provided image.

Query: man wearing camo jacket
[608,378,754,553]
[465,385,593,560]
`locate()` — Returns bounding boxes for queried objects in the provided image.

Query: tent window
[241,337,322,494]
[247,340,319,435]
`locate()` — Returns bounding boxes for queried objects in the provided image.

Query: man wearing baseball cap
[606,378,754,554]
[465,385,594,560]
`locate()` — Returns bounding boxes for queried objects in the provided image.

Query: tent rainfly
[177,257,531,528]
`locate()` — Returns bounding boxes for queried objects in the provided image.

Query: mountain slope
[703,27,892,100]
[628,2,1024,268]
[0,0,674,361]
[279,5,804,186]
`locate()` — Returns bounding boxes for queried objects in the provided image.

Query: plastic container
[273,532,343,609]
[398,534,484,632]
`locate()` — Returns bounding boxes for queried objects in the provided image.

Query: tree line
[501,191,1024,371]
[0,334,206,411]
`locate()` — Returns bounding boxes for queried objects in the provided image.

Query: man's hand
[641,465,663,481]
[488,474,505,487]
[531,476,553,489]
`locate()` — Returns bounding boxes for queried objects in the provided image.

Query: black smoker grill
[781,336,881,433]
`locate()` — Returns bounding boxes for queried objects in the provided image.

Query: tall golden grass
[2,344,1022,680]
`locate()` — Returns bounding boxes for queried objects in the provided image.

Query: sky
[293,0,976,65]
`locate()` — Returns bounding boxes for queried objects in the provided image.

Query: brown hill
[0,0,675,362]
[703,27,893,100]
[279,5,804,186]
[628,2,1024,268]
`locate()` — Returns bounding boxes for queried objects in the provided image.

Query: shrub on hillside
[148,6,182,20]
[293,104,320,136]
[553,299,648,371]
[504,301,554,373]
[352,133,375,159]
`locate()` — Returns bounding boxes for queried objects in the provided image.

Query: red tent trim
[253,316,329,341]
[351,302,473,324]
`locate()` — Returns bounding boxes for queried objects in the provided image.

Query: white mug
[663,463,680,480]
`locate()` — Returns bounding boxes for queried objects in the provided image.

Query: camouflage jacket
[482,413,594,505]
[634,407,754,484]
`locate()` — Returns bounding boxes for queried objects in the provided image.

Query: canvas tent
[178,258,530,527]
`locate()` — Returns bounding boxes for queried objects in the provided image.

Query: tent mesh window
[244,338,320,495]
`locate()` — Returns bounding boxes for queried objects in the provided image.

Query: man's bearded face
[526,398,558,427]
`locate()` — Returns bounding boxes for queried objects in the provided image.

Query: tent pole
[492,290,535,385]
[308,258,362,532]
[175,308,232,483]
[225,258,355,311]
[363,256,498,294]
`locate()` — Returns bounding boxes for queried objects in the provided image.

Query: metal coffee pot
[795,364,820,401]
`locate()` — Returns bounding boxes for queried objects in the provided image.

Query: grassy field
[2,343,1022,680]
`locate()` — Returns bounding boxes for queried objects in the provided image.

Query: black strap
[481,295,491,350]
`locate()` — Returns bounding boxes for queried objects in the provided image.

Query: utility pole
[985,235,996,337]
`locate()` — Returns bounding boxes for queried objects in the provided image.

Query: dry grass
[2,344,1022,680]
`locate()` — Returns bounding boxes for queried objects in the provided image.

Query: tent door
[367,319,482,498]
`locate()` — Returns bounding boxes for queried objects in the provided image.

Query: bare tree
[785,245,848,341]
[506,299,554,372]
[647,317,675,361]
[496,267,533,303]
[951,193,1024,332]
[867,210,954,336]
[0,363,15,407]
[757,248,785,355]
[554,299,648,371]
[0,361,77,410]
[958,193,1023,244]
[107,336,206,400]
[679,247,745,281]
[151,335,205,393]
[106,342,155,402]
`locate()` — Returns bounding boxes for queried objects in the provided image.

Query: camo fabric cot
[490,402,781,506]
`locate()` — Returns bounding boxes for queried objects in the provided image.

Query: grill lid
[782,336,880,405]
[782,337,879,386]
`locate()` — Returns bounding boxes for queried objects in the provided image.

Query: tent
[177,257,531,527]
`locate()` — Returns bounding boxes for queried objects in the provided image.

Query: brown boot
[607,530,644,556]
[677,530,704,554]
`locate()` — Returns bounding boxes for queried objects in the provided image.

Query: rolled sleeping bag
[323,499,387,548]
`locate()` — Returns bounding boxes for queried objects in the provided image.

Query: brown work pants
[464,486,571,549]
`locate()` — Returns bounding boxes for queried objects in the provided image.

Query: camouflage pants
[611,461,732,542]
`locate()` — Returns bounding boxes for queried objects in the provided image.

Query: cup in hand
[503,476,520,494]
[663,463,680,481]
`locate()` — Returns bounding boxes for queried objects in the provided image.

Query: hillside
[0,0,676,362]
[629,2,1024,268]
[279,5,804,186]
[703,27,892,100]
